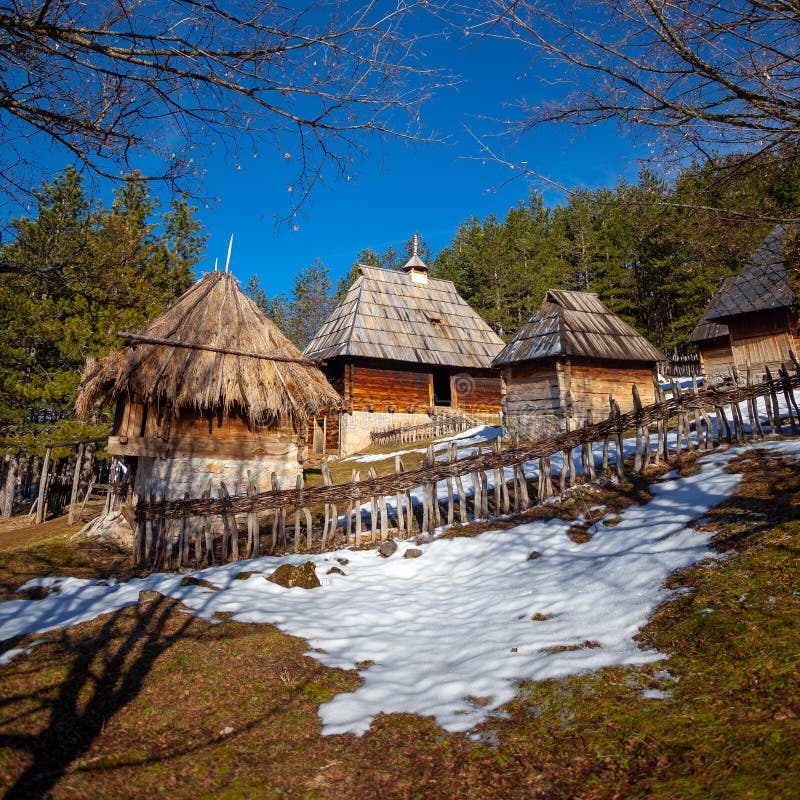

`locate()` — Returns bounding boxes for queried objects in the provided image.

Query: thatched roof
[304,265,504,369]
[705,224,796,320]
[76,271,341,425]
[492,289,665,366]
[689,277,733,344]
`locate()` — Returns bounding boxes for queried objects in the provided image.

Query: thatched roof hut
[78,271,340,500]
[304,244,505,455]
[699,225,799,376]
[493,290,664,439]
[78,271,340,426]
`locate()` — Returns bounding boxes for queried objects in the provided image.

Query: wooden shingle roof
[304,266,505,369]
[492,289,665,366]
[705,224,795,320]
[689,277,733,343]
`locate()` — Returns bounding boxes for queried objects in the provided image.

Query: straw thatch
[304,265,504,369]
[493,289,665,366]
[76,271,341,425]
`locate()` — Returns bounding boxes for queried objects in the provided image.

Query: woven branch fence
[133,363,800,570]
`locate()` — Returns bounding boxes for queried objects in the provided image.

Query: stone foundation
[132,445,301,501]
[339,410,432,456]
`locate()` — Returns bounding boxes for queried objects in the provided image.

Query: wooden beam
[107,435,296,460]
[118,332,321,367]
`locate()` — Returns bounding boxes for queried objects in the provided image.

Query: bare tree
[0,0,441,208]
[473,1,800,171]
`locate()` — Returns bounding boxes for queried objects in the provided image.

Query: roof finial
[402,231,428,283]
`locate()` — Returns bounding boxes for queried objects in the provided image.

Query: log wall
[699,337,735,377]
[502,358,657,438]
[453,372,502,414]
[347,364,432,412]
[728,309,799,377]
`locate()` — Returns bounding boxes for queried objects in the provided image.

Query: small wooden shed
[700,224,799,378]
[492,289,665,440]
[76,271,340,501]
[304,240,505,455]
[689,276,735,378]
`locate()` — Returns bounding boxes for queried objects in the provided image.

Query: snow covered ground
[2,438,799,737]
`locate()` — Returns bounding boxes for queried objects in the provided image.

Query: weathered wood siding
[109,395,298,460]
[566,359,657,418]
[698,337,734,377]
[501,359,567,439]
[347,364,432,412]
[502,357,657,440]
[728,309,799,377]
[452,372,502,414]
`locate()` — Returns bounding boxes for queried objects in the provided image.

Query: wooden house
[700,225,799,378]
[492,289,665,440]
[76,271,341,501]
[304,240,505,455]
[689,277,735,378]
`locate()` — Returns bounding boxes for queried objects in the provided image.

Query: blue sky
[3,7,646,296]
[192,16,646,295]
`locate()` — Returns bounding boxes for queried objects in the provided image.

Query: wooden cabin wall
[109,396,299,461]
[502,358,657,440]
[346,364,432,412]
[727,309,799,377]
[306,410,341,458]
[699,338,734,377]
[565,360,657,418]
[452,372,502,414]
[501,360,567,440]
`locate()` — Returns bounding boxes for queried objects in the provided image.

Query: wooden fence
[370,410,483,445]
[132,363,800,570]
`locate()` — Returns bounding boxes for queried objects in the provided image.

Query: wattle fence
[132,363,800,570]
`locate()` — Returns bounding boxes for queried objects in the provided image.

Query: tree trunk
[1,454,19,518]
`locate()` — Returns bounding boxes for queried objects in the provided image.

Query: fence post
[393,456,406,535]
[352,470,362,547]
[446,445,456,525]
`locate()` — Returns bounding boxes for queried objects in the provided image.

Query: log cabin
[689,276,735,378]
[492,289,665,440]
[304,238,505,455]
[76,271,341,501]
[700,224,799,379]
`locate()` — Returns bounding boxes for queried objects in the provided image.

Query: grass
[0,446,798,797]
[303,432,463,487]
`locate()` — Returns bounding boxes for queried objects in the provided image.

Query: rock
[527,550,542,560]
[378,540,398,558]
[403,548,423,559]
[234,571,258,581]
[138,589,164,604]
[327,566,346,575]
[180,576,220,591]
[336,557,349,566]
[218,726,234,737]
[267,561,320,589]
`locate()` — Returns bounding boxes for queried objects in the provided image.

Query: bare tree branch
[0,0,446,211]
[464,1,800,170]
